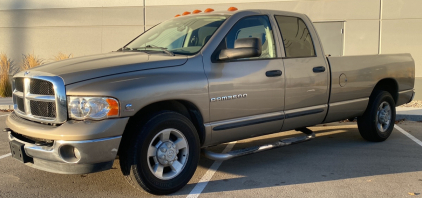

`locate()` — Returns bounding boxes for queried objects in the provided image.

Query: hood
[30,52,188,85]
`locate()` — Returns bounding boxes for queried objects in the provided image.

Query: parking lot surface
[1,111,421,197]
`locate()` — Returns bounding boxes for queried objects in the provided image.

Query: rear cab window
[274,15,316,58]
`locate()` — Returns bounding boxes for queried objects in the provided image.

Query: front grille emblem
[24,71,30,76]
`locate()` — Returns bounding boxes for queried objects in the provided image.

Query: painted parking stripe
[0,153,11,160]
[187,141,237,198]
[395,125,422,147]
[0,114,10,117]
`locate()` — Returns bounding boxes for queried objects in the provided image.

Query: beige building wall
[0,1,145,73]
[0,0,421,78]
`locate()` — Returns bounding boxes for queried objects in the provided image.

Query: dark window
[224,15,276,59]
[275,15,316,58]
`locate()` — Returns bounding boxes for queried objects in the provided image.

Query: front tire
[120,111,200,195]
[357,91,396,142]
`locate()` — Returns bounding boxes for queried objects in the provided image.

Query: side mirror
[219,37,262,61]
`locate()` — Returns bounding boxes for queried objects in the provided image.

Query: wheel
[119,111,200,195]
[357,91,396,142]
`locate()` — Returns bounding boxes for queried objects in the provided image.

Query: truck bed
[324,53,414,123]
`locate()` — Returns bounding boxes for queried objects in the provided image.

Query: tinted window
[275,16,316,58]
[224,15,276,59]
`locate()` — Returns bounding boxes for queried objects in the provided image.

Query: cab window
[224,15,276,59]
[274,15,316,58]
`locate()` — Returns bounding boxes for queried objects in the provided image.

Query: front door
[205,15,285,144]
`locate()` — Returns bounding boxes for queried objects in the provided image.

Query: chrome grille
[30,79,55,95]
[30,100,56,118]
[12,72,67,124]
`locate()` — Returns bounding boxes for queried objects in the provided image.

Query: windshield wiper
[118,47,137,52]
[137,45,175,56]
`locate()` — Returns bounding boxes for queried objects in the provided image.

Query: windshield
[124,15,227,55]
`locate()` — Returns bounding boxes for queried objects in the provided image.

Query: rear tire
[357,91,396,142]
[119,111,200,195]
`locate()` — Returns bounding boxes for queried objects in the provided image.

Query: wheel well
[372,78,398,103]
[127,100,205,146]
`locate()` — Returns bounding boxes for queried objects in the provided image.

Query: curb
[0,105,13,110]
[396,114,422,122]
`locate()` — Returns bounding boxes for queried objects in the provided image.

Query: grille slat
[16,97,24,112]
[30,79,55,95]
[15,78,24,92]
[30,100,56,118]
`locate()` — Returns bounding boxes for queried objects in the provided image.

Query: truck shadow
[175,123,422,195]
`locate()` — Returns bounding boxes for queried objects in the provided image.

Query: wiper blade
[118,47,137,52]
[137,45,175,56]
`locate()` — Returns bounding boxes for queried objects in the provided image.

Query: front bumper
[8,132,121,174]
[5,112,129,174]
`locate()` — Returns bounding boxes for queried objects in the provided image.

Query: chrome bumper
[8,132,121,164]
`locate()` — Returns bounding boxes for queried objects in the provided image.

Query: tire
[119,111,200,195]
[357,91,396,142]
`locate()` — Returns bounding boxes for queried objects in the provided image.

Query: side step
[202,128,315,161]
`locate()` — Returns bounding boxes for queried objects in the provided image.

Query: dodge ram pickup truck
[5,8,415,195]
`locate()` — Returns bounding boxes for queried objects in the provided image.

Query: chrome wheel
[147,128,189,180]
[376,101,392,132]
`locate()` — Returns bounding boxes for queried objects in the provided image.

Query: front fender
[65,56,210,122]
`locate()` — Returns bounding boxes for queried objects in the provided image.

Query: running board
[202,128,315,161]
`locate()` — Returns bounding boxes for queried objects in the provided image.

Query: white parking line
[0,114,10,117]
[187,141,237,198]
[0,153,11,160]
[395,125,422,147]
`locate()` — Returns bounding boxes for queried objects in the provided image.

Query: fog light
[59,145,80,163]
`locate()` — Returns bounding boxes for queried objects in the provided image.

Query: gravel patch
[399,100,422,108]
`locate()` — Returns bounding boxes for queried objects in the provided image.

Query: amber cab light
[182,11,191,16]
[192,9,202,14]
[175,14,181,17]
[204,8,214,13]
[228,7,238,11]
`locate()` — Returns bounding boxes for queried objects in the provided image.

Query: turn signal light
[106,98,119,116]
[228,7,238,11]
[192,9,202,14]
[204,8,214,13]
[175,14,181,17]
[182,11,191,16]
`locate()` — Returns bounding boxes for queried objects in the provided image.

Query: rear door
[274,15,330,131]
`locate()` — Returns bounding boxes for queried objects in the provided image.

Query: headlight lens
[67,96,119,120]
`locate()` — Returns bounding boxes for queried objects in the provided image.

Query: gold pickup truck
[5,8,415,195]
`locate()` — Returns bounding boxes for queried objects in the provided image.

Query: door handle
[266,70,282,77]
[313,66,326,73]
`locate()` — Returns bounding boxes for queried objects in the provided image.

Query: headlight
[67,96,119,120]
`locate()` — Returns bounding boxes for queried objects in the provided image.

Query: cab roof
[174,8,307,20]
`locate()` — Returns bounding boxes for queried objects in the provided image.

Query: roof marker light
[182,11,191,16]
[228,7,238,11]
[175,14,181,17]
[192,9,202,14]
[204,8,214,13]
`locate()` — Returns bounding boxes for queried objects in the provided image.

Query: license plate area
[9,140,33,163]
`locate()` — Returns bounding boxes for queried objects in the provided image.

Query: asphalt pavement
[0,111,422,197]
